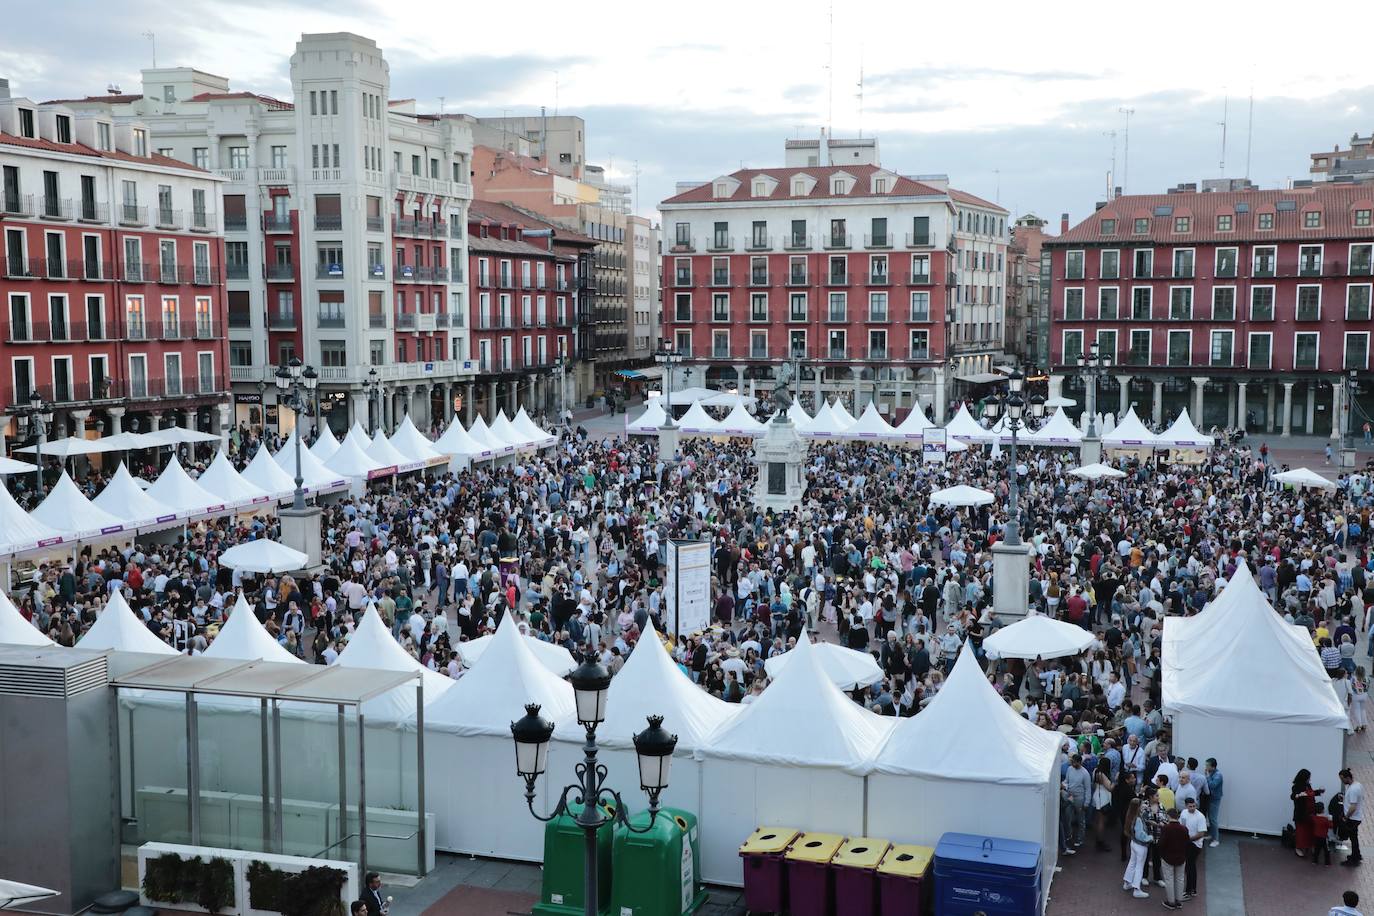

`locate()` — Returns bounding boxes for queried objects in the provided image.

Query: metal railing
[824,233,852,250]
[190,209,215,232]
[316,263,344,279]
[706,236,734,252]
[669,239,696,253]
[864,233,892,249]
[224,215,248,231]
[910,273,931,285]
[39,197,73,220]
[367,215,385,232]
[226,264,251,280]
[787,272,809,287]
[396,313,417,330]
[784,234,811,250]
[368,313,388,329]
[317,314,346,328]
[266,263,294,281]
[906,231,932,247]
[119,205,148,226]
[868,272,891,286]
[314,215,343,231]
[745,235,773,251]
[263,213,292,232]
[156,208,182,229]
[2,193,34,216]
[269,311,297,330]
[78,200,107,222]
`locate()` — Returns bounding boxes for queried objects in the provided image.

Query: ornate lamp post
[980,367,1045,548]
[274,357,317,512]
[1341,369,1360,469]
[364,367,383,435]
[654,338,682,460]
[1076,342,1112,464]
[511,658,678,916]
[26,390,52,499]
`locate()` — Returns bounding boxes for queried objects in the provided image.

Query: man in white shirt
[1179,796,1207,899]
[1342,768,1365,866]
[1105,672,1127,711]
[1174,771,1200,809]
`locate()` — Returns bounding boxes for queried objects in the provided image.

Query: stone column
[464,381,475,426]
[1237,382,1248,431]
[1116,375,1132,416]
[487,380,498,419]
[350,392,368,432]
[507,380,517,416]
[1332,382,1344,440]
[813,366,823,407]
[1305,384,1316,435]
[852,373,862,412]
[1152,380,1164,426]
[0,414,9,456]
[107,407,125,436]
[1281,382,1294,436]
[734,364,747,394]
[1191,376,1207,422]
[1226,383,1237,429]
[1267,381,1277,433]
[69,409,90,438]
[933,368,947,423]
[1048,375,1064,403]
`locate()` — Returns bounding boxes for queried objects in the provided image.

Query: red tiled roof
[661,164,946,205]
[189,91,293,110]
[42,94,144,105]
[0,131,206,171]
[948,187,1007,212]
[469,199,598,246]
[1052,185,1374,246]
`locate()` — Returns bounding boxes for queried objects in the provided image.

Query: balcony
[316,263,344,279]
[156,208,182,229]
[1172,266,1194,280]
[263,213,292,232]
[228,311,253,330]
[709,273,732,288]
[39,197,73,220]
[1296,303,1321,322]
[825,273,849,286]
[745,235,773,252]
[366,216,385,233]
[318,313,346,329]
[749,272,770,288]
[825,310,848,324]
[226,263,251,280]
[224,214,248,232]
[119,205,148,227]
[1125,350,1151,367]
[415,312,437,332]
[669,238,696,253]
[906,232,932,247]
[269,311,297,330]
[1295,355,1319,371]
[908,347,931,361]
[786,272,809,287]
[945,272,958,288]
[1351,256,1373,276]
[673,273,695,288]
[784,234,811,250]
[498,274,514,289]
[368,313,387,329]
[864,348,889,361]
[706,235,734,253]
[824,233,852,250]
[435,312,450,328]
[910,272,931,285]
[868,272,891,286]
[864,233,892,249]
[1299,261,1323,278]
[314,215,342,231]
[76,259,114,281]
[2,193,34,216]
[266,263,294,282]
[396,312,417,330]
[1215,264,1237,279]
[157,264,195,284]
[366,263,386,281]
[77,200,107,223]
[190,210,215,233]
[710,343,733,359]
[1253,262,1275,278]
[191,267,219,285]
[866,309,890,323]
[825,346,851,361]
[394,217,419,236]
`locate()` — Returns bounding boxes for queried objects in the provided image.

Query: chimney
[1094,201,1107,211]
[1060,213,1070,234]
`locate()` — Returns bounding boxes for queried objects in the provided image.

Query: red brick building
[1045,185,1374,435]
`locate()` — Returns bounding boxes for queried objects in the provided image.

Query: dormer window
[163,85,176,103]
[133,129,148,157]
[54,115,71,144]
[97,122,112,151]
[714,182,729,198]
[1304,211,1321,229]
[1173,216,1190,233]
[1356,209,1372,228]
[753,180,767,197]
[792,179,805,195]
[1257,212,1274,230]
[1100,218,1116,236]
[17,108,34,138]
[1216,214,1232,232]
[831,178,845,194]
[874,178,888,194]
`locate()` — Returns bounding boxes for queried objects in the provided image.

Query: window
[714,182,728,198]
[1169,287,1193,320]
[1173,216,1190,233]
[1299,245,1323,276]
[321,342,347,368]
[1212,287,1236,321]
[1253,245,1276,277]
[1133,218,1148,234]
[1100,218,1116,235]
[226,146,248,169]
[828,292,846,322]
[1356,209,1372,228]
[750,256,768,285]
[712,221,729,249]
[1251,286,1275,321]
[911,216,930,246]
[128,354,147,399]
[1346,332,1370,370]
[1133,249,1153,278]
[1127,329,1151,366]
[229,342,253,367]
[910,291,930,322]
[1167,330,1192,366]
[711,257,729,286]
[829,255,847,283]
[909,329,930,360]
[830,219,847,246]
[157,184,174,225]
[156,148,173,159]
[1209,330,1234,367]
[1294,332,1320,370]
[55,115,71,144]
[712,293,729,322]
[1347,285,1372,321]
[1172,248,1194,278]
[1065,250,1084,280]
[1098,287,1119,320]
[753,180,767,197]
[95,122,112,151]
[874,178,888,194]
[868,329,887,358]
[1304,210,1321,229]
[870,217,888,246]
[163,353,182,395]
[1257,212,1274,230]
[749,330,768,359]
[136,132,153,159]
[711,329,730,358]
[1131,287,1152,320]
[1064,288,1084,320]
[1248,333,1272,369]
[192,147,208,169]
[330,90,339,115]
[1216,214,1232,232]
[1353,244,1374,275]
[1100,250,1120,280]
[868,292,888,322]
[831,178,845,194]
[1062,330,1084,365]
[870,255,888,283]
[911,255,930,282]
[828,329,847,359]
[1296,285,1321,321]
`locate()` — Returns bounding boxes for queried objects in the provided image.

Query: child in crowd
[1311,801,1333,865]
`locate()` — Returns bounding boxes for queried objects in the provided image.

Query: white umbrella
[0,455,36,475]
[0,878,60,908]
[762,629,883,690]
[1045,396,1077,408]
[219,538,309,573]
[1070,462,1127,481]
[1273,467,1337,491]
[929,484,995,507]
[141,425,221,446]
[12,436,106,458]
[983,613,1096,660]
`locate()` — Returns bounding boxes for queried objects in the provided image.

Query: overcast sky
[4,0,1371,229]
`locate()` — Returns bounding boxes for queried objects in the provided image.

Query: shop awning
[615,367,664,380]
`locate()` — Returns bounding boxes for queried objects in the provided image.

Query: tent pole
[337,704,347,858]
[261,698,271,852]
[273,700,284,853]
[187,692,200,845]
[358,708,368,875]
[415,676,427,876]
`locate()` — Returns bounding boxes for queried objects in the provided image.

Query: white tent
[1274,467,1337,491]
[144,457,225,519]
[324,434,385,478]
[91,464,178,530]
[426,609,576,860]
[335,604,453,720]
[13,435,108,458]
[828,399,856,429]
[0,454,36,474]
[762,628,883,690]
[699,645,894,886]
[1070,462,1127,481]
[677,401,723,435]
[896,402,933,440]
[626,398,669,435]
[432,417,495,462]
[512,408,557,447]
[1156,408,1212,449]
[717,402,767,437]
[0,588,53,646]
[456,614,577,675]
[76,589,177,655]
[240,445,296,500]
[468,415,514,455]
[219,539,309,574]
[196,451,272,510]
[345,422,373,452]
[366,428,415,470]
[1101,407,1158,448]
[0,479,63,557]
[868,646,1061,900]
[844,403,901,441]
[142,425,221,446]
[491,411,535,450]
[1162,564,1347,834]
[1025,407,1083,446]
[982,613,1095,660]
[945,404,995,443]
[274,432,348,492]
[30,471,129,539]
[204,595,303,665]
[930,484,995,507]
[800,401,850,439]
[308,424,341,462]
[785,401,812,428]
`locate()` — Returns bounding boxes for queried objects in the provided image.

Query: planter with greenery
[246,860,348,916]
[141,852,237,913]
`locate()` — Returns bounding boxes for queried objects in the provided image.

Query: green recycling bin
[609,807,709,916]
[534,801,619,916]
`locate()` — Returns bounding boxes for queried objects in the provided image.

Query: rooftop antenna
[633,160,640,215]
[438,95,445,115]
[825,0,834,134]
[1118,107,1134,194]
[856,45,865,138]
[1218,93,1229,175]
[1244,86,1254,179]
[142,31,156,68]
[994,169,1001,204]
[550,70,560,117]
[1103,129,1118,199]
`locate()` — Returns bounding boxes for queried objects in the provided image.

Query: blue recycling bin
[933,833,1041,916]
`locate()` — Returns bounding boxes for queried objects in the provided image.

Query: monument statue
[770,361,794,417]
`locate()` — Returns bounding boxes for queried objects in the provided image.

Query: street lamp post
[511,659,678,916]
[1341,370,1360,469]
[1076,342,1112,465]
[26,390,52,500]
[654,338,682,460]
[364,368,382,435]
[980,368,1046,548]
[274,357,318,512]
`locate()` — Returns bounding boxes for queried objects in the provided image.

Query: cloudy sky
[4,0,1371,227]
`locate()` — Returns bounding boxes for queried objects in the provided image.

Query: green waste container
[534,800,619,916]
[609,807,709,916]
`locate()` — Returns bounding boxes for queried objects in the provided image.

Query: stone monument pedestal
[1079,434,1102,466]
[992,539,1034,624]
[658,424,680,461]
[1340,446,1357,470]
[278,506,323,571]
[752,417,805,513]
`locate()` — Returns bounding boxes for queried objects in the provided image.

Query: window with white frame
[1212,287,1236,321]
[1098,287,1119,320]
[1248,332,1272,369]
[1345,332,1370,370]
[1349,284,1373,321]
[1169,287,1193,320]
[1062,329,1084,364]
[1064,288,1084,320]
[1251,286,1275,320]
[1294,332,1320,370]
[910,291,930,321]
[1209,329,1234,367]
[789,292,807,321]
[1167,329,1192,366]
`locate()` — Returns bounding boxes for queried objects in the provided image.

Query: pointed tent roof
[786,401,812,428]
[1162,564,1346,726]
[491,410,534,449]
[844,403,901,440]
[702,636,894,771]
[389,415,442,463]
[872,644,1061,782]
[368,428,415,468]
[1156,408,1212,448]
[92,463,177,528]
[718,402,766,437]
[982,612,1096,661]
[626,398,668,435]
[677,401,722,435]
[456,613,577,675]
[144,457,225,518]
[427,608,576,734]
[1101,406,1158,447]
[896,402,933,439]
[335,604,454,717]
[345,422,373,452]
[1070,462,1127,481]
[761,627,884,690]
[0,479,62,556]
[512,407,556,446]
[31,471,128,537]
[800,401,850,438]
[930,484,996,507]
[274,432,347,491]
[324,434,385,478]
[204,594,305,664]
[0,589,54,646]
[1026,407,1083,446]
[945,404,995,443]
[197,451,271,509]
[433,417,494,460]
[468,415,514,454]
[240,445,295,499]
[309,424,341,462]
[828,399,856,428]
[555,619,738,749]
[797,400,833,435]
[76,588,177,655]
[1273,467,1338,491]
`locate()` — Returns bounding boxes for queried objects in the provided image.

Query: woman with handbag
[1122,797,1151,899]
[1292,769,1323,857]
[1093,757,1116,851]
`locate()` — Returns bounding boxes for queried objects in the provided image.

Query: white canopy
[1101,406,1158,447]
[491,411,536,450]
[456,613,577,675]
[983,613,1096,660]
[274,432,347,491]
[1274,467,1337,491]
[100,431,161,451]
[30,471,128,538]
[468,415,514,454]
[204,594,304,664]
[144,457,225,518]
[896,402,933,440]
[1045,396,1076,408]
[717,402,766,437]
[666,386,756,408]
[513,408,557,447]
[786,401,812,427]
[0,878,61,908]
[13,435,108,458]
[240,445,296,500]
[828,399,856,429]
[762,628,884,690]
[930,484,995,507]
[1026,407,1083,446]
[945,404,995,443]
[626,398,668,435]
[91,464,177,529]
[0,588,53,646]
[873,645,1062,782]
[345,422,373,452]
[324,435,385,478]
[0,454,36,474]
[219,538,309,574]
[800,401,850,438]
[142,425,221,446]
[1156,408,1212,449]
[197,451,272,510]
[76,588,177,655]
[336,604,454,717]
[844,403,901,440]
[428,610,575,734]
[433,417,495,460]
[703,637,893,770]
[677,401,723,435]
[368,428,418,469]
[0,481,62,556]
[309,424,341,462]
[1070,462,1127,481]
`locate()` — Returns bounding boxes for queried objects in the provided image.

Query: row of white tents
[0,409,559,557]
